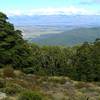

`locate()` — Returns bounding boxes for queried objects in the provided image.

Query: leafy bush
[18,90,44,100]
[22,68,35,74]
[1,83,24,96]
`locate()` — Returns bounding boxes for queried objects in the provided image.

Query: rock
[0,92,7,99]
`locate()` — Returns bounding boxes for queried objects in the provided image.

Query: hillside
[1,70,100,100]
[0,12,100,100]
[31,27,100,46]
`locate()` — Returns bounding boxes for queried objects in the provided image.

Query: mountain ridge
[9,15,100,26]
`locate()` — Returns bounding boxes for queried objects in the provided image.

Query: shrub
[18,90,44,100]
[3,65,15,78]
[47,77,66,84]
[0,78,6,88]
[1,83,24,96]
[75,82,91,89]
[22,68,35,74]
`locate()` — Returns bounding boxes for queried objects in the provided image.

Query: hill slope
[30,27,100,46]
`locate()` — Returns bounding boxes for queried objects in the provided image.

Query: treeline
[26,40,100,82]
[0,12,100,82]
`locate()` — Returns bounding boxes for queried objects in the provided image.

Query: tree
[73,40,100,81]
[0,12,31,68]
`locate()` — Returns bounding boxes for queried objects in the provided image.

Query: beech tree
[0,12,32,68]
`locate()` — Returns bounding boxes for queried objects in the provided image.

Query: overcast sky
[0,0,100,16]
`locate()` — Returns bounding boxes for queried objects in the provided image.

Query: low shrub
[22,68,35,74]
[18,90,44,100]
[1,83,24,96]
[47,77,66,84]
[0,78,6,88]
[3,65,15,78]
[75,82,92,89]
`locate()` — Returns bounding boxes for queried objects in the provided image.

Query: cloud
[4,10,22,16]
[3,6,100,16]
[79,0,100,5]
[25,7,88,15]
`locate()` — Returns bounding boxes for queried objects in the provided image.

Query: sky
[0,0,100,16]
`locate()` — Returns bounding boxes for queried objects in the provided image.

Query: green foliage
[29,45,73,76]
[18,91,44,100]
[0,83,24,96]
[0,12,32,69]
[29,38,100,82]
[73,39,100,81]
[0,12,8,20]
[0,12,100,82]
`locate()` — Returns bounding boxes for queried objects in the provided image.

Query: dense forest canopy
[0,12,100,82]
[0,12,32,68]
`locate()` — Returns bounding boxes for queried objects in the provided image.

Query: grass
[0,68,100,100]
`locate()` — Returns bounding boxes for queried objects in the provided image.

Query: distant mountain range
[9,15,100,46]
[9,15,100,26]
